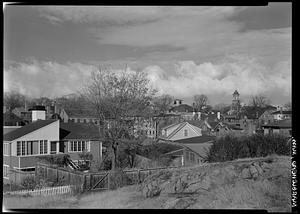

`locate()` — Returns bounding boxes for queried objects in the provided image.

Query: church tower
[231,90,241,112]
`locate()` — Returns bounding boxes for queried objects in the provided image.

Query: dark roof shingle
[59,122,102,140]
[3,120,58,141]
[174,135,216,144]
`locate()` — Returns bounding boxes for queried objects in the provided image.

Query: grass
[3,155,291,211]
[3,194,79,209]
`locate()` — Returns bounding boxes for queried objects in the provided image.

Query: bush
[37,154,71,167]
[21,176,36,190]
[206,133,291,163]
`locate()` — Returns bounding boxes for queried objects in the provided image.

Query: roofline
[158,139,204,159]
[166,122,188,139]
[8,120,59,142]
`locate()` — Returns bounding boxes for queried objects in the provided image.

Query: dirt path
[71,185,165,209]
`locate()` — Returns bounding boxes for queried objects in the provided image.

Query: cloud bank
[4,54,291,105]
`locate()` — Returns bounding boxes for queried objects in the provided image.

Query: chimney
[30,105,46,122]
[217,112,220,120]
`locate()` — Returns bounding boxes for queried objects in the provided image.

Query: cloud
[145,54,291,103]
[4,54,291,105]
[4,60,95,98]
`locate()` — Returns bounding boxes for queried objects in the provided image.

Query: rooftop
[59,122,103,140]
[173,135,216,144]
[261,119,292,128]
[3,120,58,141]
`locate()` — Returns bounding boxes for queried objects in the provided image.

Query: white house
[160,122,202,141]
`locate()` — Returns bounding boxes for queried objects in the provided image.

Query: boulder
[261,162,272,171]
[241,168,251,179]
[224,165,238,180]
[249,165,259,179]
[253,162,263,175]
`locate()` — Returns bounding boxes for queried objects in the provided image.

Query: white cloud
[4,60,95,98]
[145,55,291,103]
[4,54,291,105]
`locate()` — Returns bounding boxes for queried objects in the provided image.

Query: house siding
[19,156,41,168]
[12,120,59,143]
[169,124,201,141]
[3,156,19,167]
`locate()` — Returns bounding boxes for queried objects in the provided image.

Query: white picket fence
[4,185,74,197]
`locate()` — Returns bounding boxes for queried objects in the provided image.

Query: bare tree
[152,94,174,114]
[193,94,208,111]
[83,65,156,171]
[249,95,271,108]
[4,90,26,111]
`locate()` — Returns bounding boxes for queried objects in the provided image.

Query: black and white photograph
[3,3,293,211]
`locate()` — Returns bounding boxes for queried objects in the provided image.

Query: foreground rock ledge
[140,156,288,199]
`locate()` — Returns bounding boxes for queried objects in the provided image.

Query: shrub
[37,154,71,167]
[206,133,291,163]
[21,176,36,190]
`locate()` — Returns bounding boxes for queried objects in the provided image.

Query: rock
[249,165,259,179]
[261,162,272,171]
[241,168,251,179]
[224,165,237,180]
[164,198,180,209]
[200,175,212,190]
[253,162,263,175]
[211,169,221,176]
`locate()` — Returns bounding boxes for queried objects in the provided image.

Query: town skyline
[4,4,291,105]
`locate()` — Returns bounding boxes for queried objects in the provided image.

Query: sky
[4,4,292,106]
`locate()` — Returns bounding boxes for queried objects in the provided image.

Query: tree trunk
[111,144,118,171]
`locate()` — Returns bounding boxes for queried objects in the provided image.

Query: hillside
[3,155,291,211]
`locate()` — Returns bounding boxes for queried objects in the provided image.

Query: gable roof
[59,122,103,140]
[3,126,21,135]
[166,122,202,140]
[261,119,292,128]
[161,122,182,130]
[271,110,292,115]
[159,139,210,159]
[174,135,215,144]
[3,120,58,141]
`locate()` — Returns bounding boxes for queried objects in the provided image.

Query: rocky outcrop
[141,157,275,199]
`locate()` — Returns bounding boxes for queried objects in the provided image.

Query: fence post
[108,173,110,190]
[137,170,140,184]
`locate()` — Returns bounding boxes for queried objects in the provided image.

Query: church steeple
[231,90,240,112]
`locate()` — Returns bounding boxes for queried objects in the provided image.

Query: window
[3,165,9,178]
[190,153,195,162]
[51,142,57,154]
[69,141,88,152]
[40,140,48,154]
[17,141,21,156]
[184,129,188,137]
[27,141,33,155]
[83,119,86,123]
[74,141,78,151]
[78,141,82,151]
[3,143,9,156]
[21,141,26,156]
